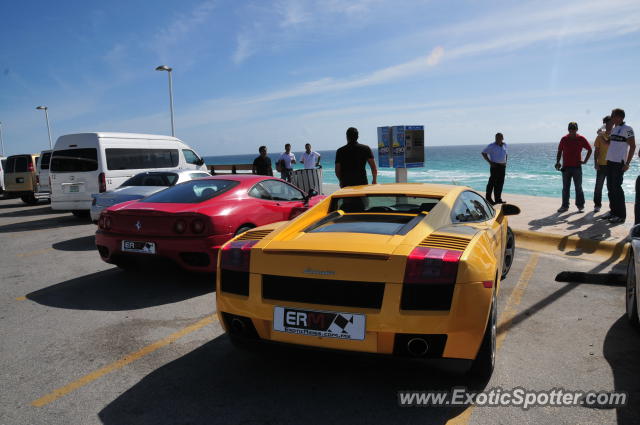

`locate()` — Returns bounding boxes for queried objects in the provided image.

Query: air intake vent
[419,234,470,251]
[236,229,272,241]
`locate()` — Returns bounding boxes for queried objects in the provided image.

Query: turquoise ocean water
[204,142,640,200]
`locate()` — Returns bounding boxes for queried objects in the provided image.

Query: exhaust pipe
[407,338,429,357]
[230,318,247,334]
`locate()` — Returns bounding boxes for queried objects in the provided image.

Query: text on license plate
[122,240,156,254]
[273,306,365,340]
[69,185,79,193]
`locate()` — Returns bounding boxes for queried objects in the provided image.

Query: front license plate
[273,306,365,340]
[122,240,156,254]
[69,185,80,193]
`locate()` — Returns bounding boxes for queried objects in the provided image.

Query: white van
[50,133,207,215]
[0,156,6,194]
[36,149,52,197]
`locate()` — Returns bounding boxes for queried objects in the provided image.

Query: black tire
[114,258,138,272]
[21,193,39,205]
[501,227,515,280]
[626,249,640,330]
[235,225,254,236]
[469,292,497,380]
[72,210,90,218]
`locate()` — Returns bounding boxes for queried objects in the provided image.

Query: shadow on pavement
[52,235,96,251]
[26,267,213,311]
[0,215,90,233]
[99,336,482,425]
[603,315,640,424]
[0,205,55,218]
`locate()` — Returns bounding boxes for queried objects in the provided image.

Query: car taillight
[403,247,462,284]
[27,161,34,172]
[174,219,187,234]
[36,175,40,185]
[220,240,258,272]
[99,172,106,193]
[191,218,205,234]
[99,214,112,230]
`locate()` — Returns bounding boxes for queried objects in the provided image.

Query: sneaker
[557,207,568,213]
[496,199,506,204]
[594,206,601,212]
[599,212,613,220]
[609,216,625,224]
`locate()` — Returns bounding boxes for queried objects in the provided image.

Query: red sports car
[95,175,325,272]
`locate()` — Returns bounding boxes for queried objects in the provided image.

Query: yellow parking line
[15,296,27,301]
[16,248,54,258]
[31,314,218,407]
[446,253,539,425]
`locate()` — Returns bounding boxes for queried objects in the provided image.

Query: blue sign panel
[377,127,391,168]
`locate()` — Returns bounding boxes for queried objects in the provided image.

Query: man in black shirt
[252,146,273,176]
[335,127,378,188]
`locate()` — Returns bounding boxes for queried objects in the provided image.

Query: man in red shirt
[555,122,592,213]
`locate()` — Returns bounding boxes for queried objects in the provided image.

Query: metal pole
[0,122,5,156]
[44,109,53,149]
[167,70,175,137]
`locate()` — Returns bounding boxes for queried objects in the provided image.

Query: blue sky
[1,0,639,156]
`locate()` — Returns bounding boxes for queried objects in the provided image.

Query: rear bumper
[96,231,234,272]
[51,199,91,211]
[216,278,493,360]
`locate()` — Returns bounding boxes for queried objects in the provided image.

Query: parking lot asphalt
[1,197,639,425]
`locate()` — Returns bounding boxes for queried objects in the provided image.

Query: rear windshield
[330,195,440,214]
[51,148,98,172]
[308,214,416,235]
[141,179,237,203]
[6,155,31,173]
[40,152,51,170]
[122,172,179,187]
[106,148,179,170]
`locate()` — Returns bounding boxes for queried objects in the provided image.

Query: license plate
[69,185,80,193]
[16,178,24,183]
[273,306,365,340]
[122,240,156,254]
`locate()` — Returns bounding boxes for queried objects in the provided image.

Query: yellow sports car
[216,183,519,378]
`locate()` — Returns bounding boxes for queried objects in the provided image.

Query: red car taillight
[99,172,106,193]
[27,160,34,172]
[36,175,40,185]
[220,240,258,272]
[174,219,187,234]
[191,218,205,234]
[403,247,462,284]
[98,214,112,230]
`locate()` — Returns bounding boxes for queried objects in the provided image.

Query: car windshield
[140,179,238,203]
[307,214,417,235]
[122,172,179,187]
[329,195,440,214]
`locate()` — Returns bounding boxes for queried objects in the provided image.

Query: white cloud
[232,33,253,64]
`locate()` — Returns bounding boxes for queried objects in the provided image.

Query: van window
[182,149,201,165]
[40,152,51,170]
[13,156,29,172]
[5,157,16,172]
[106,148,179,170]
[51,149,98,172]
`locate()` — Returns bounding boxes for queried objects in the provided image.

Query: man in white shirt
[300,143,321,169]
[481,132,508,205]
[277,143,296,182]
[602,108,635,224]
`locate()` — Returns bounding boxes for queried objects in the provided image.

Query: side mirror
[196,158,205,166]
[303,189,318,206]
[501,203,521,216]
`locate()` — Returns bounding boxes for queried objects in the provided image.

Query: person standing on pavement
[592,116,612,212]
[555,122,592,213]
[277,143,296,182]
[252,146,273,176]
[335,127,378,188]
[601,108,635,224]
[481,132,508,205]
[300,143,321,169]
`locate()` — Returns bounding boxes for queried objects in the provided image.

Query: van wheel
[72,210,90,218]
[235,225,254,236]
[469,292,497,380]
[21,193,39,205]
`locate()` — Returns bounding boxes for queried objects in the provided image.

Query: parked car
[95,175,325,273]
[216,183,519,379]
[626,225,640,331]
[3,153,41,204]
[50,132,208,217]
[90,170,211,222]
[0,156,6,195]
[36,149,52,200]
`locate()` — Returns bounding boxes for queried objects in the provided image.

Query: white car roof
[58,132,181,141]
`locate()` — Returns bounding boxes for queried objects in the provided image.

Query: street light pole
[155,65,175,137]
[0,121,5,157]
[36,106,53,149]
